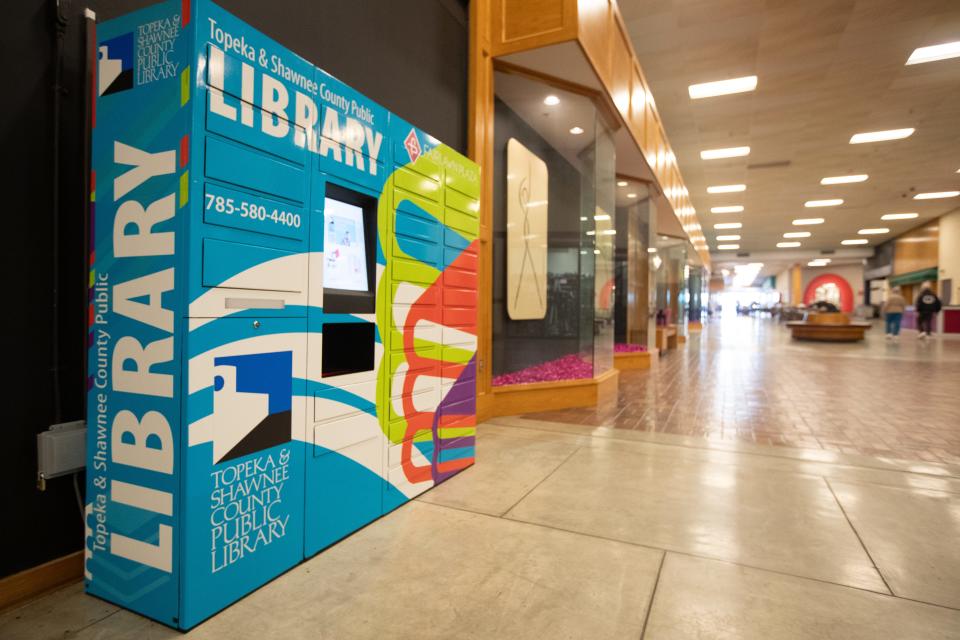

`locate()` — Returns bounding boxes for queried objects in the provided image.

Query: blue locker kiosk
[86,0,481,628]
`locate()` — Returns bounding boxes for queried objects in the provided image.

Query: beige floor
[4,418,960,639]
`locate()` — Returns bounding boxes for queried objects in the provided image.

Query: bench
[786,312,871,342]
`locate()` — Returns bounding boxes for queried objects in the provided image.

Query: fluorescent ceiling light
[881,213,918,221]
[906,41,960,65]
[647,248,657,253]
[617,180,628,187]
[777,242,801,248]
[600,229,617,236]
[717,244,740,250]
[842,239,869,245]
[913,191,959,200]
[594,214,611,221]
[808,261,828,267]
[627,193,638,198]
[820,174,868,185]
[544,95,560,106]
[793,218,824,225]
[711,205,744,213]
[688,75,758,99]
[805,199,843,207]
[714,222,743,229]
[700,146,750,160]
[569,126,584,135]
[716,234,741,241]
[849,128,914,144]
[707,184,746,194]
[858,228,889,235]
[783,231,811,238]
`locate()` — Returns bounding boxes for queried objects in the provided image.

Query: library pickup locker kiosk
[86,0,480,628]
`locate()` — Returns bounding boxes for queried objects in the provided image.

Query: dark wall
[491,97,583,377]
[1,0,467,579]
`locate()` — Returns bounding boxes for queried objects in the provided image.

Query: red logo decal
[404,129,422,163]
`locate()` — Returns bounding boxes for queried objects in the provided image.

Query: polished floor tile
[8,417,959,638]
[66,502,663,640]
[505,446,888,592]
[527,317,960,465]
[0,582,118,640]
[644,553,960,640]
[830,480,960,609]
[417,426,582,515]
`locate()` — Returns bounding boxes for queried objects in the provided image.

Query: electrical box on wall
[86,0,479,629]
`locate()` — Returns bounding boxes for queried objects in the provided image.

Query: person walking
[882,286,907,339]
[915,281,942,338]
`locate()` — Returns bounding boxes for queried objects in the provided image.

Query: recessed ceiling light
[627,193,637,198]
[544,95,560,106]
[881,213,919,221]
[594,214,611,221]
[805,199,843,207]
[714,222,742,229]
[906,41,960,65]
[820,174,868,185]
[913,191,959,199]
[647,248,658,253]
[849,128,914,144]
[717,244,740,250]
[777,242,802,248]
[569,126,584,135]
[783,231,811,238]
[688,75,758,99]
[793,218,825,225]
[858,228,889,235]
[617,180,628,187]
[707,184,746,194]
[711,205,744,213]
[716,234,741,241]
[700,146,750,160]
[841,239,869,245]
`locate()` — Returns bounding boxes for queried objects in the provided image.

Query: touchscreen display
[323,197,368,292]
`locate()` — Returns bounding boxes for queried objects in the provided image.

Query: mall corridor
[531,315,960,464]
[4,318,959,639]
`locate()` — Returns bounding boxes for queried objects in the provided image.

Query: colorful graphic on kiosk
[86,0,479,629]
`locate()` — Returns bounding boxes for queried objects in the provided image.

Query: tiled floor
[529,316,960,464]
[4,419,960,639]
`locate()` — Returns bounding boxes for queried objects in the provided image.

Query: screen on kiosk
[323,198,368,292]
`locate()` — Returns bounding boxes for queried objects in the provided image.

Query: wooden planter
[614,350,653,370]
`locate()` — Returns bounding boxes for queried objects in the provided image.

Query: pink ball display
[614,343,647,353]
[491,354,594,386]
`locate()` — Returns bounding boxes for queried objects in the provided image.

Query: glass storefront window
[655,236,687,334]
[490,71,615,385]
